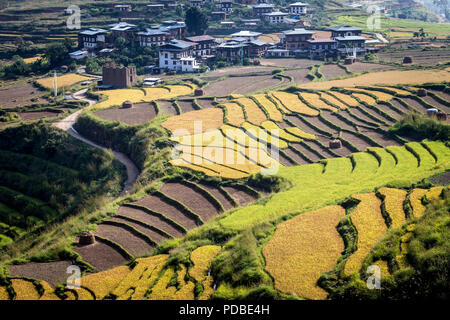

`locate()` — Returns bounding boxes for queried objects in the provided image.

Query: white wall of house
[159,50,196,71]
[290,5,307,14]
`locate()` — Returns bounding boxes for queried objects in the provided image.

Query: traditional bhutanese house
[280,28,315,52]
[159,40,198,72]
[138,28,170,47]
[78,28,107,50]
[306,38,337,58]
[161,20,186,40]
[220,21,236,29]
[263,11,288,24]
[216,41,249,61]
[109,22,138,41]
[335,36,367,57]
[329,25,363,39]
[184,35,217,57]
[147,4,165,11]
[252,3,274,17]
[248,39,270,58]
[288,2,308,15]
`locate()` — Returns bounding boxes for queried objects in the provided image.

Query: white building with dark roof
[264,11,288,24]
[289,2,308,15]
[159,40,198,72]
[78,28,107,50]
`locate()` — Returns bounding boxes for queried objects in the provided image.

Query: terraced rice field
[72,182,260,272]
[263,185,447,299]
[1,244,222,300]
[89,85,195,111]
[299,69,450,90]
[161,85,449,177]
[36,73,92,89]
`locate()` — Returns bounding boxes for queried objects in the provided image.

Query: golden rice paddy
[263,205,346,300]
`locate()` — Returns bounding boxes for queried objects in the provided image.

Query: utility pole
[53,70,58,98]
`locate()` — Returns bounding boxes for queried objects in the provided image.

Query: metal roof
[289,2,308,6]
[282,28,315,35]
[328,25,363,32]
[79,28,107,36]
[231,30,262,37]
[185,35,216,42]
[335,36,367,41]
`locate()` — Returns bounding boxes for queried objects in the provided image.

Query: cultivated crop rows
[1,245,221,300]
[162,84,449,178]
[263,185,446,300]
[75,181,260,271]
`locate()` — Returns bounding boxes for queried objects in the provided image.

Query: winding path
[52,88,139,195]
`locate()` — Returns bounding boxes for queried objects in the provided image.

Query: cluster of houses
[69,1,379,74]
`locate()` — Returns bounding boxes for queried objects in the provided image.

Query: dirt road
[53,88,139,194]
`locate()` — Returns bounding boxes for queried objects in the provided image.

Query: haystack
[403,56,413,64]
[122,100,133,109]
[329,139,342,149]
[194,88,204,96]
[79,231,95,245]
[417,88,427,97]
[427,108,438,116]
[344,57,355,65]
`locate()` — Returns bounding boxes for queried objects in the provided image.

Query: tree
[115,37,127,50]
[45,43,69,66]
[185,7,208,36]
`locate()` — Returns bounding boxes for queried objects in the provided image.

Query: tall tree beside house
[185,6,208,36]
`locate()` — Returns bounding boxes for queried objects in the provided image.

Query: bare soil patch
[399,97,429,113]
[204,75,279,96]
[160,182,220,222]
[18,111,60,121]
[358,107,394,125]
[108,216,169,244]
[117,205,184,238]
[374,104,404,120]
[320,64,347,79]
[341,131,374,151]
[134,195,198,229]
[156,100,178,115]
[8,261,72,286]
[346,62,394,74]
[303,139,339,158]
[284,115,323,137]
[340,109,379,127]
[390,99,415,115]
[95,224,154,257]
[222,186,257,206]
[321,111,356,131]
[260,58,321,68]
[0,84,48,109]
[284,69,310,84]
[360,130,401,147]
[421,96,450,114]
[177,100,196,113]
[378,49,450,66]
[284,147,311,165]
[290,142,322,162]
[74,240,128,272]
[94,103,157,125]
[195,98,215,109]
[428,171,450,185]
[302,115,338,135]
[233,76,283,94]
[201,66,275,78]
[197,183,234,211]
